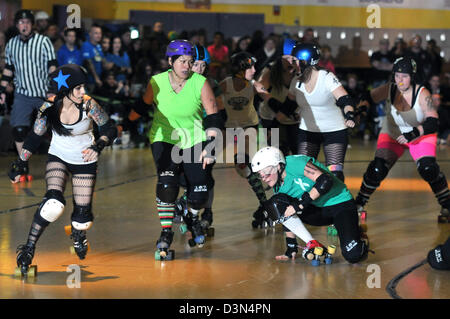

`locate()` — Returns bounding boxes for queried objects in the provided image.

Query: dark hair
[64,27,78,37]
[110,35,125,57]
[43,94,74,136]
[269,57,285,93]
[298,65,328,84]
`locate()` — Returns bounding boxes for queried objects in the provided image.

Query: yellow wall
[22,1,450,29]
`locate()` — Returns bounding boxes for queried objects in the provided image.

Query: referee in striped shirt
[0,9,57,177]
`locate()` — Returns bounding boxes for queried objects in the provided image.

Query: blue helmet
[194,45,211,64]
[166,40,195,57]
[283,38,296,55]
[291,43,321,66]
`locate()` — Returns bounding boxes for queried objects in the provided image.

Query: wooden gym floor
[0,138,449,300]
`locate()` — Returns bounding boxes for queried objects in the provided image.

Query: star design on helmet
[53,70,70,90]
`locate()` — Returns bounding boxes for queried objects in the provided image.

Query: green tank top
[149,70,207,149]
[275,155,353,207]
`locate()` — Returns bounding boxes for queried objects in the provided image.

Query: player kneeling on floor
[252,146,371,264]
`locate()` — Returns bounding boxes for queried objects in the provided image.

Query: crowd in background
[1,13,449,150]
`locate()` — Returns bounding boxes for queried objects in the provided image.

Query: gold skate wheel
[314,247,324,256]
[327,245,336,255]
[159,250,167,258]
[14,267,22,278]
[64,225,72,236]
[28,265,37,277]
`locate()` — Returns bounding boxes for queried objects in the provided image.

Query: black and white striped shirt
[5,32,56,98]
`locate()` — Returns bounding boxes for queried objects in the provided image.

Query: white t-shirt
[48,100,95,165]
[289,70,347,132]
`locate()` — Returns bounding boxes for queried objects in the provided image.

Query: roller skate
[184,212,205,248]
[15,244,37,278]
[437,207,450,223]
[302,240,336,266]
[251,205,273,229]
[200,209,215,237]
[155,228,175,260]
[67,227,90,260]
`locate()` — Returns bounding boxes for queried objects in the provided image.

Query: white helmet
[35,11,49,21]
[251,146,286,173]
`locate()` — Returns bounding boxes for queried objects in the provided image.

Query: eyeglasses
[258,166,277,179]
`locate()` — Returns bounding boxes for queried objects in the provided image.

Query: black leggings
[260,119,301,155]
[300,200,364,263]
[151,142,214,204]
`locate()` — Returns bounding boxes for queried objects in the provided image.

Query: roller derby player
[354,57,450,223]
[130,40,223,259]
[427,236,450,270]
[9,64,117,276]
[252,146,370,265]
[217,52,273,229]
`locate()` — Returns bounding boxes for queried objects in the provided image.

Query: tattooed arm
[82,98,117,162]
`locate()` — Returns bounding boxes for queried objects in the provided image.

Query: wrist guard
[403,127,420,142]
[89,139,107,155]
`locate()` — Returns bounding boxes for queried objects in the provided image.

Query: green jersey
[275,155,353,207]
[149,70,206,149]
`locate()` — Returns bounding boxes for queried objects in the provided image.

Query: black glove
[88,139,107,155]
[344,111,355,122]
[297,192,313,210]
[8,158,28,182]
[402,127,420,142]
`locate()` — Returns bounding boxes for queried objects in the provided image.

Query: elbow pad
[336,94,355,110]
[133,98,150,117]
[204,112,225,130]
[422,117,438,135]
[23,131,44,154]
[98,119,118,145]
[314,173,334,196]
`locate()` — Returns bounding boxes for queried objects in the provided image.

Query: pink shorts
[376,133,437,161]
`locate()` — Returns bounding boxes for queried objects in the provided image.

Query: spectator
[207,31,229,80]
[57,28,82,66]
[370,39,395,84]
[120,28,132,49]
[302,28,316,44]
[101,36,111,55]
[427,39,443,76]
[105,36,132,83]
[405,35,432,83]
[34,11,50,34]
[247,30,264,55]
[130,60,153,98]
[390,38,407,60]
[318,45,335,73]
[254,36,279,77]
[232,35,251,55]
[81,24,106,91]
[45,23,63,52]
[96,71,129,101]
[150,21,168,48]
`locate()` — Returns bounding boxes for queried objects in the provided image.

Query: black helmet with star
[49,64,88,97]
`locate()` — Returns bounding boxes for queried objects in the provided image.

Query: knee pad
[234,153,251,178]
[364,157,389,187]
[71,205,94,230]
[417,157,440,183]
[156,182,179,203]
[12,126,30,143]
[341,239,368,264]
[37,190,66,223]
[187,184,209,210]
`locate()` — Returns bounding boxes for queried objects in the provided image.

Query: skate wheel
[19,175,27,182]
[64,225,72,236]
[325,257,333,265]
[27,175,33,182]
[313,247,324,256]
[194,235,205,245]
[155,250,161,260]
[207,227,215,237]
[179,224,188,234]
[251,220,259,229]
[27,265,37,277]
[305,252,315,261]
[167,250,175,260]
[311,259,320,267]
[14,267,23,278]
[327,245,336,255]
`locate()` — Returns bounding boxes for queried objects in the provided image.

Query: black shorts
[151,142,214,201]
[47,154,98,175]
[298,128,349,147]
